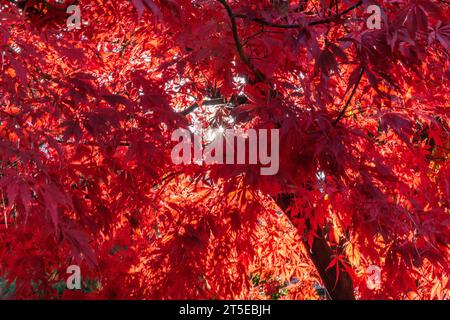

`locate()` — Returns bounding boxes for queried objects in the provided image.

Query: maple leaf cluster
[0,0,449,300]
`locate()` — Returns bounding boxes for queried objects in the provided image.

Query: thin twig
[2,191,7,229]
[333,67,364,125]
[178,98,228,116]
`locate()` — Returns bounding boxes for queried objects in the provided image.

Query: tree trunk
[276,194,355,300]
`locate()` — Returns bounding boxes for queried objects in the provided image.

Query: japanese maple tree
[0,0,449,300]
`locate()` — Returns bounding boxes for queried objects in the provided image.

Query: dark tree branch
[233,14,304,29]
[216,0,265,82]
[333,66,364,125]
[276,194,356,300]
[216,0,249,66]
[178,103,199,116]
[234,1,363,29]
[9,0,78,12]
[340,0,364,15]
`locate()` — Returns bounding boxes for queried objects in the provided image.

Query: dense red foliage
[0,0,449,299]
